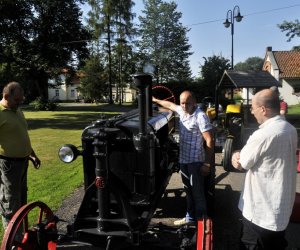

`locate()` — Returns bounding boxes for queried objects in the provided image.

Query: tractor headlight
[58,144,80,163]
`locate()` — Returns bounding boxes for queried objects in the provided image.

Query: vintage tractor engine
[0,74,179,250]
[57,74,178,247]
[1,74,217,250]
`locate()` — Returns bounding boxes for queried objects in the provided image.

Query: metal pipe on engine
[146,83,153,118]
[133,74,152,135]
[93,128,109,231]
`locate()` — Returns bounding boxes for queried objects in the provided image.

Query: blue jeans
[180,162,207,221]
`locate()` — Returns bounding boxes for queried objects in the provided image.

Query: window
[55,89,59,97]
[71,89,75,98]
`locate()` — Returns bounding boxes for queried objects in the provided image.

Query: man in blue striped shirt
[153,90,214,226]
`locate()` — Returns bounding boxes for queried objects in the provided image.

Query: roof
[272,51,300,78]
[218,70,281,89]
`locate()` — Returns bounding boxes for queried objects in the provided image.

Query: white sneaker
[173,218,195,226]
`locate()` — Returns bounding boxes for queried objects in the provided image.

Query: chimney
[266,46,272,52]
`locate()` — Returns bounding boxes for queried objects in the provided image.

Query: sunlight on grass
[289,104,300,114]
[0,108,124,243]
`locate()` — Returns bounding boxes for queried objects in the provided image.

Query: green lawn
[286,104,300,128]
[288,104,300,114]
[0,104,128,243]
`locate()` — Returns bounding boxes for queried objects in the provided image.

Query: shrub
[31,97,59,111]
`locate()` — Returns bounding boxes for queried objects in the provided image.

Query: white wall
[48,75,80,101]
[49,76,136,102]
[279,79,300,105]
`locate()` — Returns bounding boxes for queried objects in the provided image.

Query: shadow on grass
[26,103,137,130]
[286,114,300,128]
[56,103,137,112]
[27,113,114,130]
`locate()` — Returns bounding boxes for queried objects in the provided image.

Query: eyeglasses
[250,106,262,112]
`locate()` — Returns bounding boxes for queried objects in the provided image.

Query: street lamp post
[223,5,243,69]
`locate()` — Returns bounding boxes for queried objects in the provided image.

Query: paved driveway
[150,152,300,249]
[211,157,300,250]
[55,152,300,249]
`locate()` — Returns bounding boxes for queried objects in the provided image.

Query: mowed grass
[289,104,300,114]
[0,104,127,243]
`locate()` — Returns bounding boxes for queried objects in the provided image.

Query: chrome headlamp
[58,144,81,163]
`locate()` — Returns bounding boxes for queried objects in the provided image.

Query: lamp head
[235,12,243,22]
[223,19,231,28]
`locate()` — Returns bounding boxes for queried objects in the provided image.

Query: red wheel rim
[1,201,57,250]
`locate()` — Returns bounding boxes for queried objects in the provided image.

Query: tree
[111,40,137,104]
[138,0,192,83]
[200,55,230,98]
[78,54,107,102]
[278,19,300,51]
[234,57,264,71]
[0,0,91,100]
[112,0,136,104]
[87,0,136,103]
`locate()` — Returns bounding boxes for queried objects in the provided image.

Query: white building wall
[49,76,136,102]
[280,79,300,105]
[264,51,300,106]
[48,75,80,101]
[112,85,136,103]
[241,88,254,103]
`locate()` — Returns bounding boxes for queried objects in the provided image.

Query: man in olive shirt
[0,81,41,230]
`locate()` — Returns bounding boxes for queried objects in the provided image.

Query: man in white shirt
[232,89,298,249]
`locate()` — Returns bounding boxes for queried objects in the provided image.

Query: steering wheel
[1,201,58,250]
[152,85,176,103]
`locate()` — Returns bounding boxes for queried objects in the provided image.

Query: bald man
[232,89,298,249]
[153,90,214,226]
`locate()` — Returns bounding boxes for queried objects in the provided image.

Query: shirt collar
[183,106,199,118]
[0,104,20,113]
[259,115,282,129]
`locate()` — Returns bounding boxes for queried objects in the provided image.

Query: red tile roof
[273,51,300,78]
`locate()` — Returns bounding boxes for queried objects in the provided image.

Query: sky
[82,1,300,77]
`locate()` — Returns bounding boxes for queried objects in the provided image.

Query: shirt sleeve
[239,131,266,170]
[175,106,183,117]
[197,111,213,133]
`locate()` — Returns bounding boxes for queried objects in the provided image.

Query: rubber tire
[223,137,235,172]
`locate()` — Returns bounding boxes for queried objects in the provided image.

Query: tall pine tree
[138,0,192,84]
[86,0,135,103]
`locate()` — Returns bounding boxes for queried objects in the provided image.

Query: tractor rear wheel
[223,137,236,172]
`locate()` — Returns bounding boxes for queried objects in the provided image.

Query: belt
[0,155,29,161]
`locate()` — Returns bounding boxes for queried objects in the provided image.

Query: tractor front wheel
[1,201,58,250]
